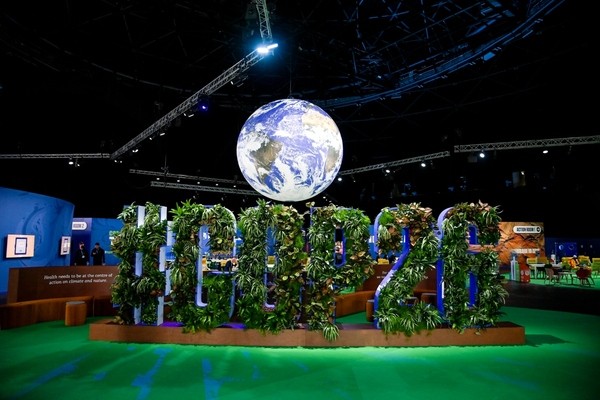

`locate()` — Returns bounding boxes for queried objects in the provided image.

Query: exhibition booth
[0,186,595,347]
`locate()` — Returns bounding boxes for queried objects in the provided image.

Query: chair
[526,257,538,266]
[557,268,573,284]
[575,268,595,286]
[561,257,573,269]
[544,267,559,284]
[591,258,600,276]
[526,258,542,279]
[534,264,547,279]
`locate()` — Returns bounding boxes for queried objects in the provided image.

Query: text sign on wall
[513,225,542,234]
[7,266,117,302]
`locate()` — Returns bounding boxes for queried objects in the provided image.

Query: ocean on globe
[236,99,343,202]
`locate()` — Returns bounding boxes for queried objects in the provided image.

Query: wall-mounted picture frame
[60,236,71,255]
[15,237,28,255]
[6,234,35,258]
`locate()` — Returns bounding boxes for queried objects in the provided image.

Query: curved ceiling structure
[0,0,597,233]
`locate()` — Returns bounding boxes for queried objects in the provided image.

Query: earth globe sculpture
[236,98,344,202]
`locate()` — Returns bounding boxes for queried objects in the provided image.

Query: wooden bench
[334,266,438,318]
[0,296,114,330]
[334,290,375,317]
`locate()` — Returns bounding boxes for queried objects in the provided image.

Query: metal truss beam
[129,169,249,186]
[454,135,600,153]
[110,50,267,160]
[254,0,273,43]
[0,153,110,160]
[111,1,274,161]
[339,151,451,175]
[150,181,260,196]
[314,0,563,110]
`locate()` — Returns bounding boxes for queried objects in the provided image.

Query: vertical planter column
[134,205,145,325]
[156,206,168,325]
[134,205,168,326]
[164,221,175,309]
[195,224,210,308]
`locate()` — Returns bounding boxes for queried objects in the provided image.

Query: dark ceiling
[0,0,598,235]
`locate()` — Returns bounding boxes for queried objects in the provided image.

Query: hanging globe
[236,99,343,202]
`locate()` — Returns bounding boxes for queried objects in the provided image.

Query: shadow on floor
[504,279,600,316]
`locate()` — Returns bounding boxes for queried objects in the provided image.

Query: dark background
[0,1,597,237]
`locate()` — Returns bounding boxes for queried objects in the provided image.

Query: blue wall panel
[0,187,74,293]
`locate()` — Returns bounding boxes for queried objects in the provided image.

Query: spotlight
[479,149,486,158]
[256,42,278,54]
[197,96,210,112]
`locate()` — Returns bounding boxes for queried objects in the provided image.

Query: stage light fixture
[197,96,209,112]
[257,42,278,54]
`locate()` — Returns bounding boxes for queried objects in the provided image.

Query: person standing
[74,242,89,266]
[91,242,106,265]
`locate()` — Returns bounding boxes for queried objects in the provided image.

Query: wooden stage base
[89,319,525,347]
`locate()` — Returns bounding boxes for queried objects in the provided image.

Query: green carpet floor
[1,307,599,400]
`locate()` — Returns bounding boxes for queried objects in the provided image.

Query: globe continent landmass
[236,99,343,202]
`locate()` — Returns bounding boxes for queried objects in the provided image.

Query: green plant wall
[110,199,507,340]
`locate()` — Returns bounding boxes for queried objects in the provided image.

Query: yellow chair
[526,257,538,265]
[561,257,572,268]
[591,258,600,276]
[579,255,591,265]
[562,255,591,268]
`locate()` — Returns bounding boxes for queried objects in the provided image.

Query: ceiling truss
[129,169,250,186]
[454,135,600,153]
[0,153,110,160]
[150,181,259,196]
[109,0,274,161]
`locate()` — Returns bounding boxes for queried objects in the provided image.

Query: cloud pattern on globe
[236,99,343,202]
